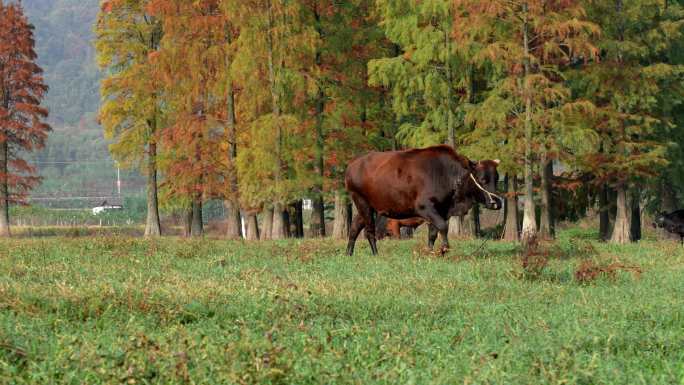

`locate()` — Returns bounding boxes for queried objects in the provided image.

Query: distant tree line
[94,0,684,244]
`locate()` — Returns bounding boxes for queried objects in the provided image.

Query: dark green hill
[23,0,100,126]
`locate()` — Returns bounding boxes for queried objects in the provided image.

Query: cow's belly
[360,174,418,216]
[361,193,415,218]
[378,209,417,220]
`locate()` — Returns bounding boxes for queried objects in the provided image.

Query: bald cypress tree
[453,0,599,247]
[369,0,468,148]
[150,0,238,238]
[569,0,683,244]
[0,1,50,237]
[232,0,316,240]
[302,0,388,238]
[96,0,163,237]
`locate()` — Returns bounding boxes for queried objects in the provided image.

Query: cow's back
[665,210,684,233]
[668,210,684,222]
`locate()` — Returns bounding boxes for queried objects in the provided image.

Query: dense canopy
[91,0,684,244]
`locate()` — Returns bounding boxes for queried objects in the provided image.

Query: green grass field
[1,229,683,384]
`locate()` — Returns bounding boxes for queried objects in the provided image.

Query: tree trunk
[296,201,305,238]
[261,207,273,240]
[661,177,677,212]
[311,7,326,238]
[191,125,204,237]
[225,80,242,239]
[444,19,468,239]
[290,200,304,238]
[224,200,242,239]
[503,174,519,241]
[445,27,455,148]
[191,199,203,237]
[272,203,288,240]
[539,157,554,240]
[448,216,460,238]
[310,196,325,237]
[0,140,10,237]
[630,188,641,242]
[609,188,618,223]
[610,184,630,244]
[144,142,162,237]
[659,178,679,240]
[282,206,291,238]
[332,191,350,240]
[266,5,287,241]
[245,212,259,240]
[599,184,610,240]
[449,214,473,239]
[400,227,414,239]
[520,119,537,247]
[520,3,537,247]
[182,206,192,237]
[610,1,630,245]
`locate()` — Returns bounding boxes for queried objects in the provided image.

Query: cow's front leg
[419,207,449,254]
[427,223,439,249]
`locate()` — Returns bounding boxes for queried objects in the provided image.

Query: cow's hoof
[439,245,449,256]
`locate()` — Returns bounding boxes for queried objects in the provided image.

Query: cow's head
[469,159,503,210]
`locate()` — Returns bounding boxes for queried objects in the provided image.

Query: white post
[117,166,121,196]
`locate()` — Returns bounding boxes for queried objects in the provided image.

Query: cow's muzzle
[485,195,503,210]
[469,174,503,211]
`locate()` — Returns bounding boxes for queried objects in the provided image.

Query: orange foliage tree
[0,1,50,237]
[150,0,233,237]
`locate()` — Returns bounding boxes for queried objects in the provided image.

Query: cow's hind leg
[346,214,365,256]
[365,211,378,255]
[350,193,378,255]
[388,220,401,239]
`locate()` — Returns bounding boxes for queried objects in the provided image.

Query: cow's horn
[493,159,500,165]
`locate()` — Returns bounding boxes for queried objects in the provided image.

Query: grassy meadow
[0,228,683,384]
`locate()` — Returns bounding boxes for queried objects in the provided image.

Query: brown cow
[384,217,425,239]
[345,145,503,255]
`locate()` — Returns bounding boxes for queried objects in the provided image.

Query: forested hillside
[20,0,145,207]
[23,0,99,125]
